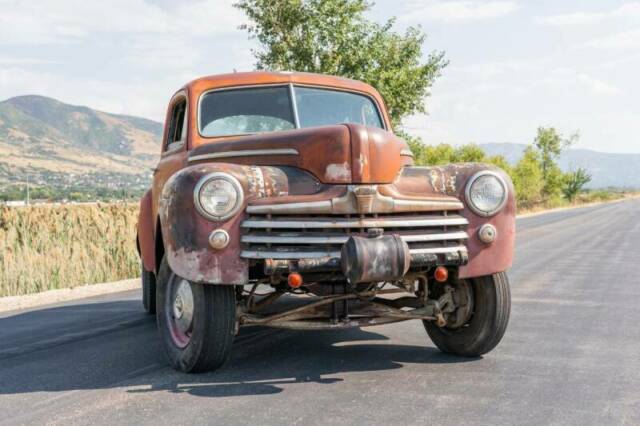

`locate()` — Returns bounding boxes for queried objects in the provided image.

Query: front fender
[159,163,292,284]
[394,163,516,279]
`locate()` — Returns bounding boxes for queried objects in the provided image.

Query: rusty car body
[137,71,515,373]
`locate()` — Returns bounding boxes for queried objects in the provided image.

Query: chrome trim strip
[403,232,468,242]
[246,196,464,214]
[400,148,414,157]
[241,217,468,229]
[189,148,299,162]
[289,83,301,128]
[241,231,468,245]
[240,245,468,259]
[246,200,333,214]
[409,246,468,255]
[392,199,464,210]
[241,250,340,259]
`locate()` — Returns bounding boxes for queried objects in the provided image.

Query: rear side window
[199,86,295,137]
[166,98,187,150]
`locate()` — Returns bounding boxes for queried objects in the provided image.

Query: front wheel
[424,272,511,357]
[156,257,236,373]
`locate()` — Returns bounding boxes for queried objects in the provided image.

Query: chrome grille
[240,212,469,261]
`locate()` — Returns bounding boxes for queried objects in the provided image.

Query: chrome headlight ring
[464,170,508,217]
[193,172,244,221]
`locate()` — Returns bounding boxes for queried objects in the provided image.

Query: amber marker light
[434,266,449,283]
[288,272,303,288]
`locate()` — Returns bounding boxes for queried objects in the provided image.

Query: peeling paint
[446,174,457,194]
[169,247,208,284]
[358,153,368,171]
[325,162,351,181]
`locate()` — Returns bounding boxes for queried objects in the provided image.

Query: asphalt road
[1,199,639,425]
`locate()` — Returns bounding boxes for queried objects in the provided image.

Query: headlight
[465,171,508,217]
[194,173,244,220]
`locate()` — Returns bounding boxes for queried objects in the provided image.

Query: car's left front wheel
[156,256,236,373]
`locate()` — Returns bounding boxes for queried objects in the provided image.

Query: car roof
[183,71,383,99]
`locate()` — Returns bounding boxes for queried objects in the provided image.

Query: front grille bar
[241,231,468,245]
[240,245,469,260]
[241,216,468,229]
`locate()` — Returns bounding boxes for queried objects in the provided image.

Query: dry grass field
[0,203,139,297]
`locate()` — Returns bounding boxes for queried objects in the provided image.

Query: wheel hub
[445,280,474,329]
[172,279,194,334]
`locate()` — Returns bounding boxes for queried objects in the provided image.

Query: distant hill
[0,95,162,191]
[481,143,640,189]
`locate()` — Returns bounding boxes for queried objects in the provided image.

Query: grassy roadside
[0,203,139,297]
[516,190,637,215]
[1,191,637,298]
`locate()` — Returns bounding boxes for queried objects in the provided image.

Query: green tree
[453,144,486,163]
[400,130,427,164]
[486,155,511,173]
[511,147,544,207]
[562,168,591,201]
[423,144,456,165]
[235,0,447,127]
[533,127,579,197]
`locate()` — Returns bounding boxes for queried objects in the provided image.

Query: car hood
[187,124,413,184]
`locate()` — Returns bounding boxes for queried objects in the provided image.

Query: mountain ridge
[0,95,162,191]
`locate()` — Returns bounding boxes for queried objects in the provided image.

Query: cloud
[537,12,605,27]
[0,0,255,120]
[540,67,622,96]
[401,0,518,23]
[0,66,168,119]
[537,2,640,27]
[0,0,243,45]
[576,74,622,96]
[0,58,58,65]
[585,29,640,50]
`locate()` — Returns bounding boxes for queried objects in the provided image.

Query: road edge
[516,194,638,219]
[0,278,139,313]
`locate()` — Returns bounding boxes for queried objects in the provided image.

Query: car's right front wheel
[424,272,511,357]
[156,257,236,373]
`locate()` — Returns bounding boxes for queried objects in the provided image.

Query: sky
[0,0,638,153]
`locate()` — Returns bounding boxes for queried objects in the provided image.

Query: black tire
[156,257,236,373]
[424,272,511,357]
[142,264,156,314]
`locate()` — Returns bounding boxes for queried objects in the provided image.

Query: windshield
[199,85,384,137]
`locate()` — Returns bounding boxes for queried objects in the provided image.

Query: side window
[166,98,187,151]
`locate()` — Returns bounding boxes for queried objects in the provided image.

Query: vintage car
[137,71,515,373]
